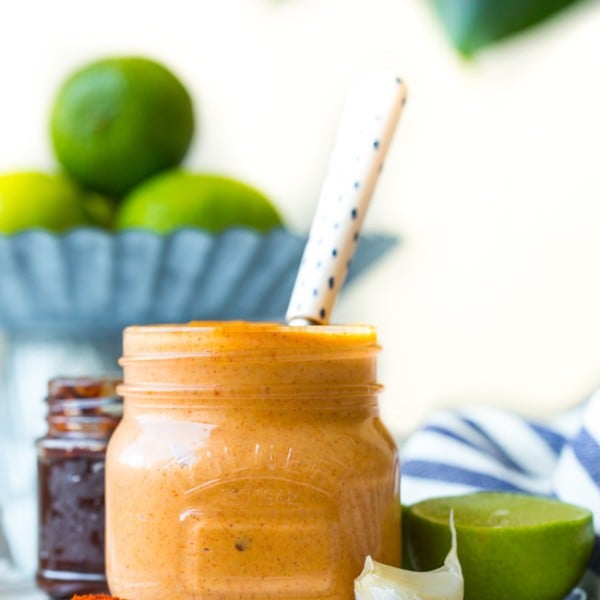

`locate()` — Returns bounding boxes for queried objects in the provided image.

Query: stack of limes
[0,56,282,234]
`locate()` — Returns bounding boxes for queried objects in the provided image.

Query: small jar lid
[47,376,123,420]
[48,376,121,400]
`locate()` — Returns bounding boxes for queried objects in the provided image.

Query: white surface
[1,0,600,434]
[0,586,44,599]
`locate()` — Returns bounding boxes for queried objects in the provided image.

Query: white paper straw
[286,68,407,325]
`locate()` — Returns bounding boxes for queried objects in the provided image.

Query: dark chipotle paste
[36,377,122,599]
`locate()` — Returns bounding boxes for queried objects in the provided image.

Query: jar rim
[122,321,379,359]
[124,321,376,334]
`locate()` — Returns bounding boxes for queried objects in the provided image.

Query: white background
[1,0,600,435]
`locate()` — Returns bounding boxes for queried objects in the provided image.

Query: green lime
[116,170,283,234]
[0,171,94,233]
[80,192,117,229]
[50,56,194,197]
[404,492,594,600]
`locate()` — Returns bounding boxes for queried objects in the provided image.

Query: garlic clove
[355,512,463,600]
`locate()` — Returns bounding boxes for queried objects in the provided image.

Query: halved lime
[404,492,594,600]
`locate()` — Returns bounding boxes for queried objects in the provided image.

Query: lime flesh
[404,492,594,600]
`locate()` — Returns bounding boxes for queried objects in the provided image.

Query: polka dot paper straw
[286,68,407,325]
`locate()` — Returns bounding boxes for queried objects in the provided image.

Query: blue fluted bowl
[0,227,398,334]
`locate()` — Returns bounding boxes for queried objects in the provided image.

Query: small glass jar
[107,322,400,600]
[36,376,122,599]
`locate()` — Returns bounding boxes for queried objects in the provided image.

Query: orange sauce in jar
[106,322,400,599]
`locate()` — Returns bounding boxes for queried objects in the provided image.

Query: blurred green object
[0,171,93,233]
[428,0,588,55]
[80,191,117,229]
[116,169,283,234]
[50,56,195,197]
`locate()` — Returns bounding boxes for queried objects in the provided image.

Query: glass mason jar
[36,376,122,599]
[106,322,400,600]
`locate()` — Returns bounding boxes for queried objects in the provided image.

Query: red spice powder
[71,595,126,600]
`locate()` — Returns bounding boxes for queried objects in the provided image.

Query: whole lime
[404,492,594,600]
[50,56,194,197]
[0,171,93,233]
[116,170,283,234]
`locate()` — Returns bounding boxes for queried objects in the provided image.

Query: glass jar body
[36,377,121,599]
[106,323,400,600]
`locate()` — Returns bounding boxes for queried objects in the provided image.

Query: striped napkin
[400,392,600,599]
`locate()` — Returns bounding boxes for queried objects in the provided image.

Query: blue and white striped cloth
[401,392,600,599]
